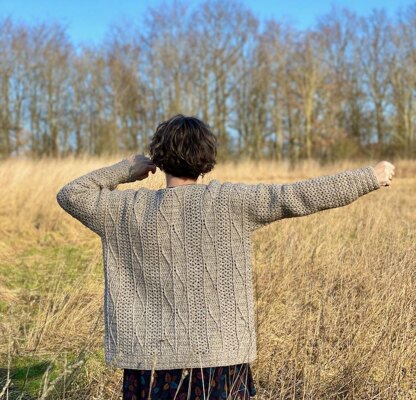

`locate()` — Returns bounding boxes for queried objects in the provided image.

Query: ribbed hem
[104,347,257,370]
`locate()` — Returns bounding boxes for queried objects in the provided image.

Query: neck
[166,174,198,188]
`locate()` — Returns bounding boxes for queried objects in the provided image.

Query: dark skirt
[122,362,257,399]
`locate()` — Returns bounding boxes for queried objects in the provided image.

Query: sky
[0,0,414,46]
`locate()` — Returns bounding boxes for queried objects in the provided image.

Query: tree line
[0,0,415,162]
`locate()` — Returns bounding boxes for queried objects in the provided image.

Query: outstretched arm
[239,164,386,232]
[56,154,156,236]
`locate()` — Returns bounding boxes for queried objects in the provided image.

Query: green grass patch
[0,244,101,292]
[0,351,80,399]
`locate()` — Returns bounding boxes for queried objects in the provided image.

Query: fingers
[147,160,157,173]
[130,154,153,162]
[374,161,396,187]
[382,161,395,186]
[149,164,157,174]
[130,154,157,168]
[384,165,394,174]
[143,156,157,169]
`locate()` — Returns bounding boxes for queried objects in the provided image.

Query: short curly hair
[149,114,217,180]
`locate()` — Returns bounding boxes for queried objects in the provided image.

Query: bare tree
[357,9,393,153]
[389,4,416,154]
[0,2,414,160]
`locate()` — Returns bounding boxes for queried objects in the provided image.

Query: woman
[56,114,394,399]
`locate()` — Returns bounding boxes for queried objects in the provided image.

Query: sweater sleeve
[241,165,381,231]
[56,158,136,237]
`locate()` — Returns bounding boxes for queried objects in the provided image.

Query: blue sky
[0,0,414,46]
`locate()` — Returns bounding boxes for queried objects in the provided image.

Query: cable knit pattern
[56,158,381,370]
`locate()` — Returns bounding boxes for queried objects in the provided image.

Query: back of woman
[56,114,392,399]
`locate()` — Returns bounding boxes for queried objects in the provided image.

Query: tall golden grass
[0,155,414,399]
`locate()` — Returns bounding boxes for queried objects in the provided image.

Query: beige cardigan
[56,158,380,370]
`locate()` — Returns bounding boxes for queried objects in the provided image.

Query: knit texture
[56,158,381,370]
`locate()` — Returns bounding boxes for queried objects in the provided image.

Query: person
[56,113,395,399]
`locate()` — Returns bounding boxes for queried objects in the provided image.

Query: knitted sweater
[56,158,381,370]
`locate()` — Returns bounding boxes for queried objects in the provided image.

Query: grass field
[0,155,415,399]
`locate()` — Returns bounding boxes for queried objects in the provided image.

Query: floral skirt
[122,363,257,399]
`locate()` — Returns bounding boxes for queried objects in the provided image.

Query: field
[0,156,415,399]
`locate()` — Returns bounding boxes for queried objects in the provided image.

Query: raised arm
[238,165,383,232]
[56,155,156,237]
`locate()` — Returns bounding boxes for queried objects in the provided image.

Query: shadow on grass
[0,358,55,399]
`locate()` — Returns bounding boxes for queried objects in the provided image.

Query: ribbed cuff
[102,158,136,189]
[114,158,136,182]
[353,166,381,197]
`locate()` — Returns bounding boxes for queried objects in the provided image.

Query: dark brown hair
[149,114,217,180]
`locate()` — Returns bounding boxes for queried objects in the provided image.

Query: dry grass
[0,155,415,399]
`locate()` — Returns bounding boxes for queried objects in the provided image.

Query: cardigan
[56,158,381,370]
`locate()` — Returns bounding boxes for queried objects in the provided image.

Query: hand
[373,161,395,187]
[127,154,157,181]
